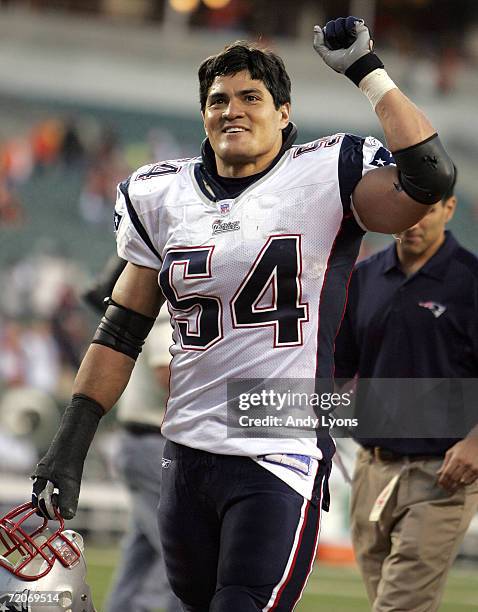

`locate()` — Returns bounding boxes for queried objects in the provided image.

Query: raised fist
[313,16,380,82]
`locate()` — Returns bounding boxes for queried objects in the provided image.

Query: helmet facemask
[0,503,95,612]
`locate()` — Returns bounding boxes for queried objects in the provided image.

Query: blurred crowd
[0,113,195,228]
[0,118,92,398]
[1,116,125,227]
[0,111,192,473]
[0,113,187,365]
[0,251,90,471]
[0,253,90,384]
[2,1,478,94]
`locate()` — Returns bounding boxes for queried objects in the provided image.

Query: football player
[32,17,454,612]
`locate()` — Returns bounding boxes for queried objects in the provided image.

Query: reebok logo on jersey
[114,211,122,232]
[212,219,240,235]
[418,301,446,318]
[161,458,172,468]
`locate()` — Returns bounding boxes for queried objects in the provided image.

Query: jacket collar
[383,231,458,280]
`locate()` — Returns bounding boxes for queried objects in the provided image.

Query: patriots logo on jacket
[418,301,446,318]
[370,147,394,167]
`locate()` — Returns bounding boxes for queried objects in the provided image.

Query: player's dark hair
[198,41,291,112]
[442,163,457,203]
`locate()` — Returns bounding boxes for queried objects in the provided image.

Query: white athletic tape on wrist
[359,68,398,109]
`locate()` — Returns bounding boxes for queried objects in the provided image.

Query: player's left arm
[436,426,478,492]
[352,89,449,233]
[314,17,455,233]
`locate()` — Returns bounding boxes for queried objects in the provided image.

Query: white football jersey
[114,131,393,497]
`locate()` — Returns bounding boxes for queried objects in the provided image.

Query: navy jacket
[335,232,478,455]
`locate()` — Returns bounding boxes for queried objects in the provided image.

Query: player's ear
[279,103,291,128]
[201,111,208,135]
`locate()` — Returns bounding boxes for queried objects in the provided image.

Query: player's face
[397,196,456,259]
[202,70,290,177]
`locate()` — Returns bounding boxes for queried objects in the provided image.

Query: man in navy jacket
[335,173,478,611]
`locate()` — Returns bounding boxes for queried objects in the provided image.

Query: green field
[86,547,478,611]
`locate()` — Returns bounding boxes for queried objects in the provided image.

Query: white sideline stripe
[262,497,309,611]
[292,477,324,610]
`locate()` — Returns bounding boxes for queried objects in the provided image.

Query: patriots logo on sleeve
[370,147,394,167]
[135,162,180,181]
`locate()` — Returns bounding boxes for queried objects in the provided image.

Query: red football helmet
[0,502,80,580]
[0,502,95,611]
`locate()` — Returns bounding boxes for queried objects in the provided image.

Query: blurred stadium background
[0,1,477,609]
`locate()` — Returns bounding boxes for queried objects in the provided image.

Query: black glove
[32,394,104,520]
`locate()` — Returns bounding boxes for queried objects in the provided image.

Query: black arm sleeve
[92,299,156,360]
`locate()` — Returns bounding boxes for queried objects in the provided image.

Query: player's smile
[202,70,290,178]
[222,126,249,133]
[221,125,250,140]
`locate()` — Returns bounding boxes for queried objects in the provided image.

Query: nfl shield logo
[218,199,232,215]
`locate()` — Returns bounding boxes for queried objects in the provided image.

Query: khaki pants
[351,447,478,612]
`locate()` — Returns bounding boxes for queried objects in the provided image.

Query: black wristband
[345,53,384,86]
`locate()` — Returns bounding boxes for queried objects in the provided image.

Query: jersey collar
[195,122,297,203]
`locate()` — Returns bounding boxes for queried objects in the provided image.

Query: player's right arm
[32,164,168,520]
[31,262,164,520]
[72,262,164,410]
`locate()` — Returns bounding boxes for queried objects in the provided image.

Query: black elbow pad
[92,299,156,360]
[393,134,455,205]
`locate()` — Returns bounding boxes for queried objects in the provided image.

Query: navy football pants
[159,441,329,612]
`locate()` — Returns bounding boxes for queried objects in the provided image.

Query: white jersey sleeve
[361,135,395,173]
[114,177,161,269]
[343,134,395,230]
[114,163,170,270]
